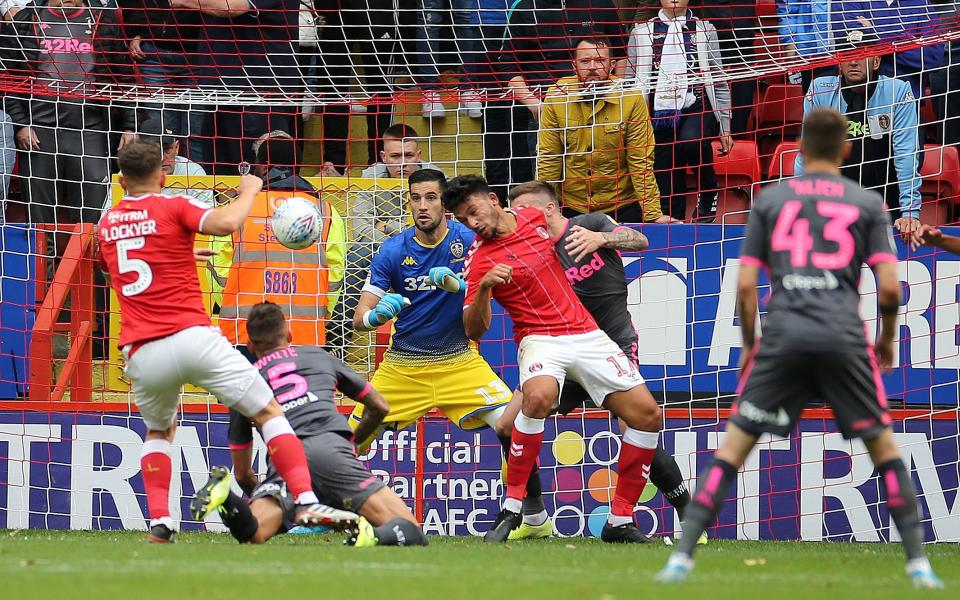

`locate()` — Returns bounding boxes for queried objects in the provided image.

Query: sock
[373,518,429,546]
[261,416,319,505]
[504,413,545,506]
[609,428,657,525]
[219,491,259,543]
[649,446,690,521]
[498,434,546,523]
[675,457,738,557]
[878,459,926,562]
[141,439,173,521]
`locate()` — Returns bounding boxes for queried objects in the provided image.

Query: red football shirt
[98,193,213,347]
[463,207,597,344]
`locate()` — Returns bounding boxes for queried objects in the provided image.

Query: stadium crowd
[0,0,957,354]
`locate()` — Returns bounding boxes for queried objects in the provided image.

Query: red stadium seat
[920,144,960,225]
[711,140,762,224]
[767,141,800,182]
[756,84,805,168]
[756,0,776,19]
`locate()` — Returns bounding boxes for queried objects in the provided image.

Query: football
[271,196,322,250]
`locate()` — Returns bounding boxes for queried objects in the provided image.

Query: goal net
[0,1,958,541]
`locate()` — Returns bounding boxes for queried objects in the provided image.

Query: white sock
[150,516,175,530]
[295,492,320,505]
[906,557,932,573]
[607,514,633,527]
[523,510,548,526]
[260,416,295,443]
[503,497,522,513]
[141,438,171,458]
[514,412,545,434]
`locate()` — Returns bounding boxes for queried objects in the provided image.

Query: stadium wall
[0,406,957,542]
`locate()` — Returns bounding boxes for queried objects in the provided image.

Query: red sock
[611,433,657,518]
[506,415,545,501]
[262,417,316,503]
[141,440,172,521]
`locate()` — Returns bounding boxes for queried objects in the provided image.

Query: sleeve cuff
[229,442,253,451]
[353,382,372,400]
[867,252,898,266]
[739,255,767,268]
[361,283,387,298]
[197,208,213,234]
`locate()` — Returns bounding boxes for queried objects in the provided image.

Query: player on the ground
[444,174,663,544]
[506,180,696,543]
[351,168,547,533]
[96,141,354,543]
[655,108,943,588]
[190,302,427,547]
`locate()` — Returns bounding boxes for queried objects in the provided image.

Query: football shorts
[350,351,511,433]
[730,343,892,440]
[253,432,386,532]
[518,329,644,408]
[123,326,273,430]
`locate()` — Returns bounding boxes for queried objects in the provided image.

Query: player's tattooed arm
[565,225,648,262]
[601,227,649,251]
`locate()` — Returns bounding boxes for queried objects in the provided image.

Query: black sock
[877,459,926,561]
[220,491,259,543]
[649,446,690,521]
[676,457,737,557]
[499,434,544,516]
[373,518,428,546]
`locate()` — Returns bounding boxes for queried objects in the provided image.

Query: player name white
[100,220,157,242]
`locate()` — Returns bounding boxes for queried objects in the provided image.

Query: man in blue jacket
[832,0,945,99]
[796,49,922,239]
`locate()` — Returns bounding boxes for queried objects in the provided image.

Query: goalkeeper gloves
[362,293,409,329]
[428,266,466,293]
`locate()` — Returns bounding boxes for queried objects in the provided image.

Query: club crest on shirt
[878,114,890,130]
[450,240,464,259]
[535,226,550,239]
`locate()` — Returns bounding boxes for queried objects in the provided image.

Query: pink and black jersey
[463,206,598,344]
[97,193,213,347]
[740,173,898,351]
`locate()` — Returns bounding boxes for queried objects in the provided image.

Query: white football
[271,197,322,250]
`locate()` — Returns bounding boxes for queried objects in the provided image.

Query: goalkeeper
[352,169,546,529]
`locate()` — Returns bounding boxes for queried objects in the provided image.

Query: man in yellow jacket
[537,35,678,224]
[219,134,346,350]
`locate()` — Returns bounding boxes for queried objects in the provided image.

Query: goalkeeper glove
[362,293,409,329]
[428,266,466,293]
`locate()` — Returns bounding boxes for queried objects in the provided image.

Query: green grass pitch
[2,530,957,599]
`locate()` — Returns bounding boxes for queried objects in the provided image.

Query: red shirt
[98,193,213,347]
[463,207,597,344]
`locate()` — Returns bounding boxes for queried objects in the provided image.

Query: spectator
[833,0,945,99]
[311,0,398,174]
[628,0,734,222]
[119,0,207,163]
[219,132,347,348]
[0,0,136,225]
[485,0,627,204]
[0,2,28,221]
[170,0,304,171]
[777,0,839,92]
[796,50,921,238]
[538,36,674,223]
[326,123,445,350]
[676,1,755,135]
[138,117,213,206]
[415,1,484,119]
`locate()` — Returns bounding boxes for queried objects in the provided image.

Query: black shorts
[730,344,892,440]
[251,432,385,531]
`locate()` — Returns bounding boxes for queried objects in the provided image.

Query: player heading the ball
[445,174,663,544]
[656,108,943,589]
[97,141,355,543]
[351,169,547,528]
